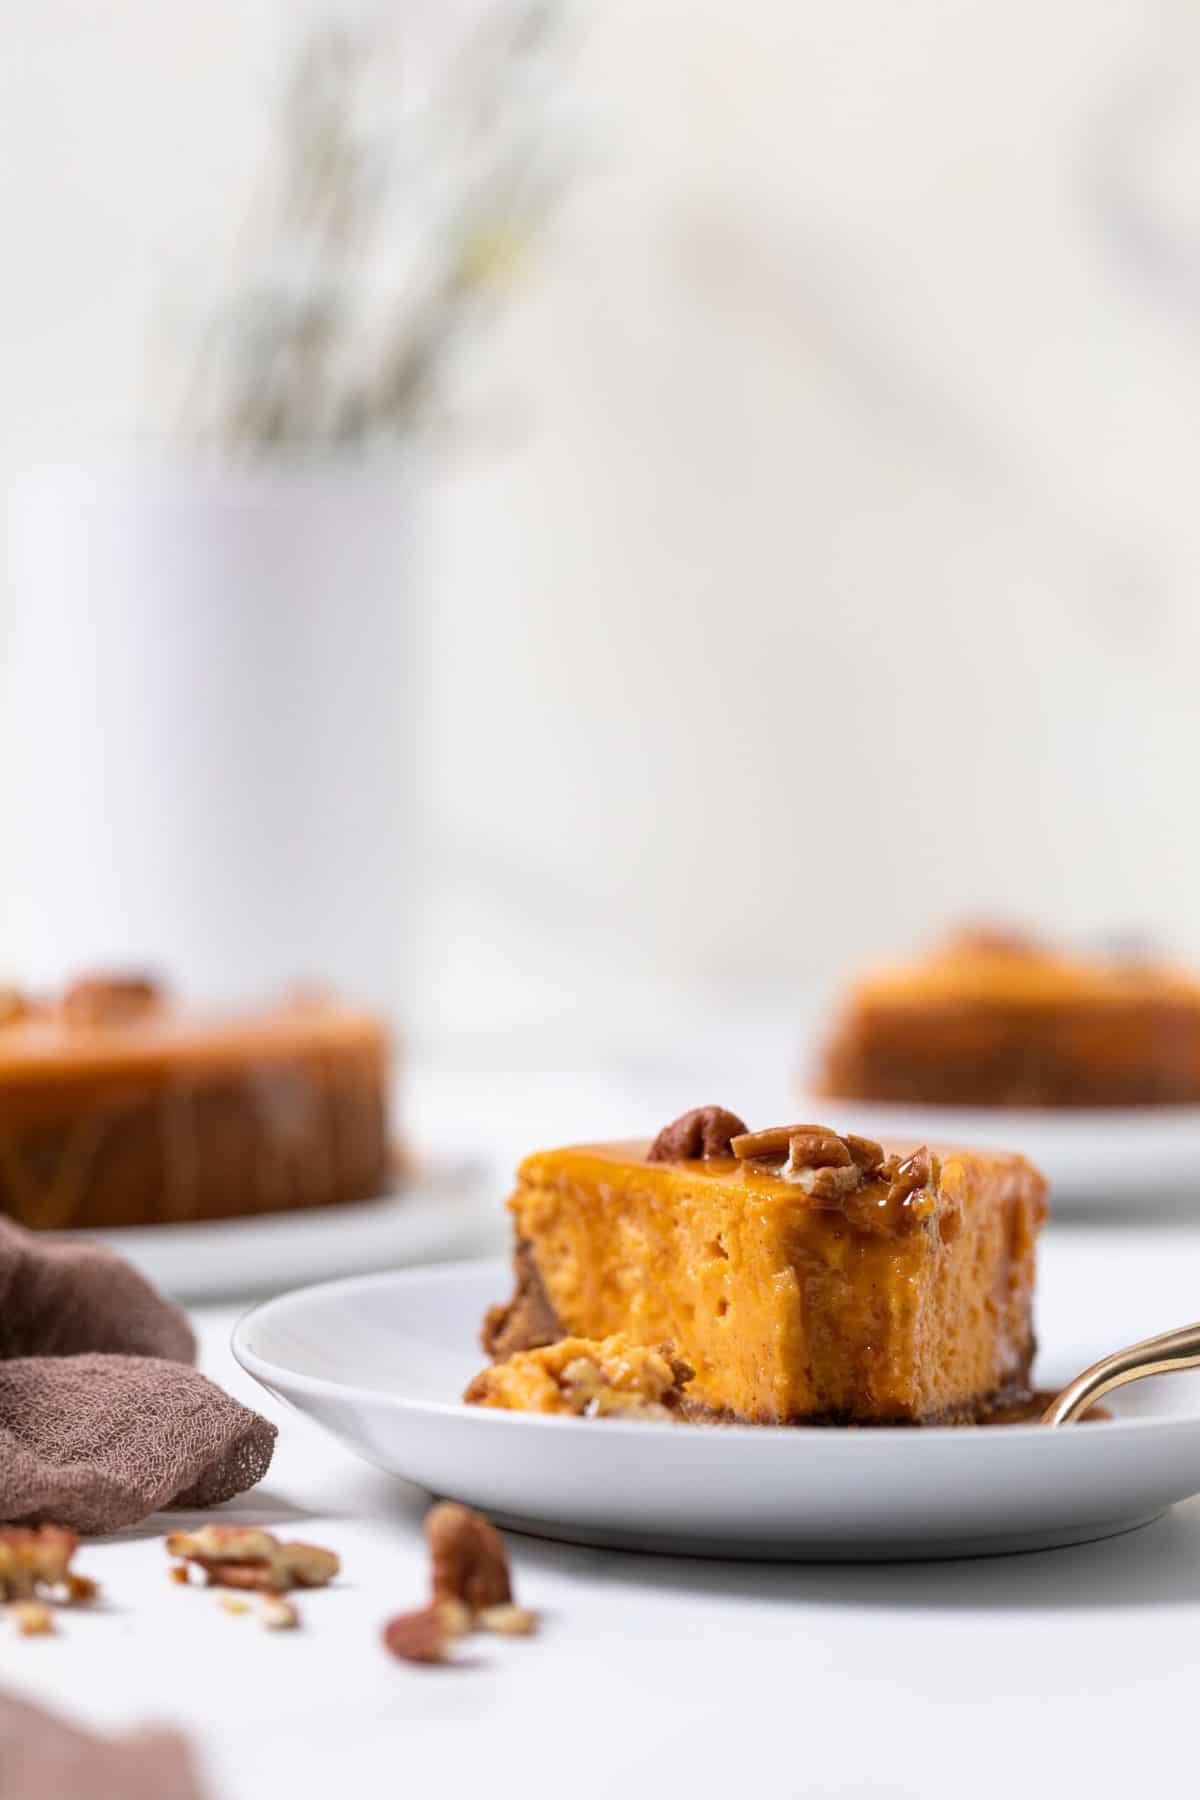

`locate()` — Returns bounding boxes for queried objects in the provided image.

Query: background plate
[54,1155,492,1301]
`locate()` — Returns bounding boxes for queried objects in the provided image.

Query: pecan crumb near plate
[260,1595,299,1631]
[11,1602,54,1637]
[165,1525,339,1594]
[478,1603,538,1636]
[647,1106,747,1162]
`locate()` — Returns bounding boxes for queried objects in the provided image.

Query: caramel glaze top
[851,939,1200,1011]
[0,997,387,1083]
[517,1140,1041,1245]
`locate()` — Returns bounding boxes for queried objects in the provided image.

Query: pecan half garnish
[647,1106,748,1162]
[62,973,162,1028]
[730,1124,822,1162]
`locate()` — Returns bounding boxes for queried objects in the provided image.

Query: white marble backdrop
[2,0,1200,1052]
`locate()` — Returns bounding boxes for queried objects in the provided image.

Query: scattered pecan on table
[382,1503,538,1667]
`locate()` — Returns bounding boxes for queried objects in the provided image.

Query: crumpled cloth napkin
[0,1692,211,1800]
[0,1218,275,1533]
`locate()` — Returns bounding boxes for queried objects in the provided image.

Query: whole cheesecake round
[0,976,393,1229]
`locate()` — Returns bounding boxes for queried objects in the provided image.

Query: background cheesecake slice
[816,925,1200,1107]
[481,1110,1046,1426]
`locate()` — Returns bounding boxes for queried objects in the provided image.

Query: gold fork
[1041,1322,1200,1424]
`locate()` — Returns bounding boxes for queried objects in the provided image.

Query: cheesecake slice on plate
[472,1107,1045,1426]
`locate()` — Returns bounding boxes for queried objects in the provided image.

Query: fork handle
[1041,1320,1200,1424]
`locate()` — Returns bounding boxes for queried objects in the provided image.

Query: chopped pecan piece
[797,1162,862,1199]
[0,1526,90,1605]
[260,1595,300,1631]
[426,1503,512,1614]
[62,973,162,1028]
[647,1106,748,1162]
[558,1347,691,1420]
[784,1130,852,1169]
[843,1133,885,1173]
[382,1600,470,1665]
[885,1146,940,1207]
[466,1333,692,1419]
[165,1525,339,1594]
[732,1124,888,1199]
[731,1123,825,1162]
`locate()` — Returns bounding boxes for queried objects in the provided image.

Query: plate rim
[230,1258,1200,1447]
[45,1150,483,1247]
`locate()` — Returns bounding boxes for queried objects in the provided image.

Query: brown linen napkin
[0,1218,275,1533]
[0,1692,211,1800]
[0,1219,195,1362]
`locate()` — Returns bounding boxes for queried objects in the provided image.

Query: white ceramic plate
[56,1158,493,1302]
[232,1258,1200,1561]
[800,1094,1200,1216]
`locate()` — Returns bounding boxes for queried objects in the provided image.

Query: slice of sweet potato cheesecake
[468,1107,1046,1426]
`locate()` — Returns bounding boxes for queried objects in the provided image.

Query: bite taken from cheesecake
[468,1107,1046,1427]
[465,1335,694,1421]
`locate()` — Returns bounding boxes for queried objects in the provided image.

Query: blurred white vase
[2,459,423,1023]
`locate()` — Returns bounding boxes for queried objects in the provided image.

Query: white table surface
[5,1059,1200,1799]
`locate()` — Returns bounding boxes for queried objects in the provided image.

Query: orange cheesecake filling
[486,1115,1046,1426]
